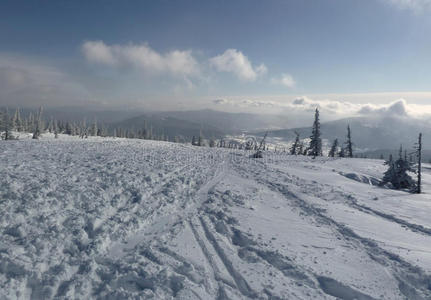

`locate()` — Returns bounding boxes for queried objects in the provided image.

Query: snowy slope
[1,136,431,299]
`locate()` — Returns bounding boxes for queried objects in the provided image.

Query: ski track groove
[232,160,431,299]
[263,179,430,299]
[198,216,257,298]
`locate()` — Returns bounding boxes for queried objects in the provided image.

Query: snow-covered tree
[2,108,14,140]
[415,133,422,194]
[345,125,353,158]
[32,106,43,139]
[338,146,345,158]
[290,131,300,155]
[298,141,305,155]
[307,108,322,157]
[328,139,338,157]
[12,108,22,132]
[380,146,415,190]
[91,119,98,136]
[53,119,58,138]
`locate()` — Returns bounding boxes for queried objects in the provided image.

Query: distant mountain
[18,107,143,123]
[361,149,431,162]
[156,109,287,133]
[258,116,431,150]
[110,109,290,141]
[111,113,225,141]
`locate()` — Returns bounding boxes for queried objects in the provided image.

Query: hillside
[1,136,431,299]
[259,116,431,151]
[112,113,225,141]
[110,109,289,140]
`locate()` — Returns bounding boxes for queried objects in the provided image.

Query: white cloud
[82,41,116,65]
[358,99,408,116]
[209,49,266,81]
[382,0,431,12]
[213,98,231,105]
[271,73,296,88]
[82,41,199,77]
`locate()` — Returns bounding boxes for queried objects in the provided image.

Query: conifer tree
[3,108,13,140]
[307,108,322,157]
[380,146,415,190]
[328,139,338,157]
[415,133,422,194]
[32,106,43,139]
[53,119,58,138]
[91,119,98,136]
[290,131,300,155]
[12,108,22,132]
[345,125,353,158]
[298,141,304,155]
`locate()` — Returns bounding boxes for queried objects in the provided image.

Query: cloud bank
[213,96,431,120]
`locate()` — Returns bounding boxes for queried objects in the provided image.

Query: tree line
[1,106,423,193]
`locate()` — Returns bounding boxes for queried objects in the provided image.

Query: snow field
[1,136,431,299]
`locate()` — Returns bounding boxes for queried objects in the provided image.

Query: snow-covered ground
[1,135,431,299]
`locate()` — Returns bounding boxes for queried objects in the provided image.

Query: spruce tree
[32,106,43,139]
[328,139,338,157]
[415,133,422,194]
[53,119,58,138]
[91,119,98,136]
[12,108,22,131]
[290,131,300,155]
[3,108,13,140]
[380,146,415,190]
[307,108,322,157]
[345,125,353,158]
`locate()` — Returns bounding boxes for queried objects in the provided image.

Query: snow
[1,135,431,299]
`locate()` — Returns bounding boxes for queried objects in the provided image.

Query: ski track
[233,159,431,299]
[1,138,431,299]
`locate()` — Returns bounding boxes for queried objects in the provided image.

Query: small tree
[290,131,300,155]
[12,108,22,132]
[338,146,345,158]
[298,141,305,155]
[32,106,43,139]
[328,139,338,157]
[345,125,353,158]
[415,133,422,194]
[3,108,14,140]
[53,119,59,138]
[307,108,322,157]
[91,119,98,136]
[380,146,415,190]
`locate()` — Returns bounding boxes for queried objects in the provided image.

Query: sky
[1,0,431,120]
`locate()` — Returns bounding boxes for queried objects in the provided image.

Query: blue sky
[1,0,431,117]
